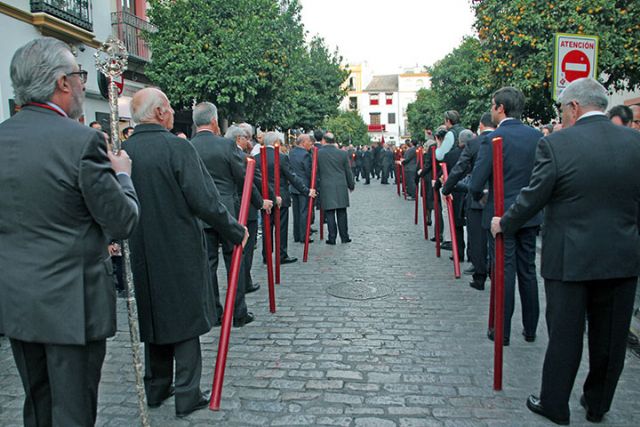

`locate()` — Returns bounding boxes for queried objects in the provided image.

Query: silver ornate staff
[95,37,151,427]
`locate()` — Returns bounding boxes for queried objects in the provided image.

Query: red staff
[431,145,441,257]
[394,149,401,196]
[491,137,505,390]
[419,148,428,240]
[303,146,319,262]
[210,158,255,410]
[274,144,281,284]
[414,147,421,224]
[260,146,276,313]
[440,163,461,279]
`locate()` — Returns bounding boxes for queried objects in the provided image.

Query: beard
[67,87,85,120]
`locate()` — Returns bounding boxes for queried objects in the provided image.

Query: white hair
[193,102,218,126]
[558,78,608,111]
[263,131,283,146]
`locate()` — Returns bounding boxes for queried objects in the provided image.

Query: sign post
[553,33,599,100]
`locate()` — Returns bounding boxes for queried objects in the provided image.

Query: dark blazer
[124,124,244,344]
[441,146,465,221]
[0,105,139,345]
[254,146,308,208]
[402,146,417,172]
[470,119,543,229]
[362,149,373,170]
[288,146,312,195]
[500,114,640,281]
[317,144,355,210]
[191,131,245,217]
[443,130,492,210]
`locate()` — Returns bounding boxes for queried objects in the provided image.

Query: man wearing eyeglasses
[0,38,139,426]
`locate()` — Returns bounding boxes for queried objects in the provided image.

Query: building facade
[340,63,430,145]
[0,0,154,132]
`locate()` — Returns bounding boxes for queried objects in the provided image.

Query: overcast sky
[299,0,476,74]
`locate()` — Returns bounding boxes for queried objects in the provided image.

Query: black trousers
[262,206,289,259]
[243,218,258,291]
[362,167,371,184]
[432,191,444,240]
[111,255,124,292]
[467,209,488,283]
[291,194,309,242]
[539,277,637,420]
[205,228,247,319]
[405,169,417,198]
[10,338,106,427]
[488,226,539,339]
[381,165,391,184]
[325,208,349,243]
[144,338,202,414]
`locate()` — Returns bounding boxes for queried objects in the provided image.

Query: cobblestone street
[1,181,639,427]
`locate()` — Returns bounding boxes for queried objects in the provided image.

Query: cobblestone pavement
[2,180,640,427]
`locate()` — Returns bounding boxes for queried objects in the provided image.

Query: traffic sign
[553,33,599,101]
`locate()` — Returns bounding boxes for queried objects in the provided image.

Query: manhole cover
[326,280,393,300]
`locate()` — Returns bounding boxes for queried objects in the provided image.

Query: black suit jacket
[0,105,139,345]
[470,119,543,229]
[254,147,308,208]
[317,145,355,210]
[402,146,417,172]
[288,146,312,195]
[500,114,640,281]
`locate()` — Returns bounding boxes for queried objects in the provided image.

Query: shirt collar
[46,102,67,117]
[498,117,515,126]
[577,111,606,121]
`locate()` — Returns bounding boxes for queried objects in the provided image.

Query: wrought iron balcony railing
[30,0,93,32]
[111,11,157,62]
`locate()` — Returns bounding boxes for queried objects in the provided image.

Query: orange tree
[472,0,640,122]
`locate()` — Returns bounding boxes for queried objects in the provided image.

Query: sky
[298,0,477,74]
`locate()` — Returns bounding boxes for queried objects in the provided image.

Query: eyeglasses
[67,67,88,84]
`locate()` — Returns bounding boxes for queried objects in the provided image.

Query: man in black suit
[191,102,255,327]
[443,112,496,290]
[317,132,355,244]
[401,140,418,199]
[381,145,394,184]
[362,145,373,184]
[124,89,248,418]
[492,78,640,425]
[255,131,316,264]
[289,133,314,243]
[0,38,140,426]
[471,86,543,346]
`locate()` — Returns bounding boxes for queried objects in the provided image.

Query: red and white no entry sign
[553,33,599,100]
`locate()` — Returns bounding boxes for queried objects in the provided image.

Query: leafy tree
[322,111,370,146]
[406,88,443,141]
[427,37,493,130]
[473,0,640,122]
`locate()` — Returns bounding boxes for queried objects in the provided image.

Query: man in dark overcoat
[492,78,640,425]
[317,133,355,244]
[124,88,247,418]
[0,38,139,426]
[381,145,394,184]
[289,133,313,243]
[401,140,418,199]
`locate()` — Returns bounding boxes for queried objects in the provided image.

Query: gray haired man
[0,38,139,426]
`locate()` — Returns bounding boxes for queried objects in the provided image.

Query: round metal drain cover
[326,280,393,300]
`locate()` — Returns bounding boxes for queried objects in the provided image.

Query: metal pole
[95,37,150,427]
[210,159,256,410]
[492,137,505,391]
[303,147,318,262]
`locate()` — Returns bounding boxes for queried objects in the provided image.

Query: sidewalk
[1,181,639,426]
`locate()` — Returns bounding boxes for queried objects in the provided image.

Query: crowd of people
[1,36,639,426]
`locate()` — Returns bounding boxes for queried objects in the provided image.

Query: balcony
[368,124,386,132]
[112,11,157,63]
[30,0,93,32]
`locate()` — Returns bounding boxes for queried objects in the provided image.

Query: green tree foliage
[406,88,442,141]
[427,37,493,130]
[145,0,346,128]
[322,111,370,146]
[473,0,640,121]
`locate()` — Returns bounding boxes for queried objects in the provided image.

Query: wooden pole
[274,144,281,284]
[303,147,318,262]
[260,147,276,313]
[491,136,505,391]
[440,163,461,278]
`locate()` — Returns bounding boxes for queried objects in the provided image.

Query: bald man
[124,88,247,418]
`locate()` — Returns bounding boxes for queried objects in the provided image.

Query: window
[369,93,379,105]
[349,97,358,110]
[385,93,393,105]
[388,113,396,124]
[370,113,381,125]
[348,77,355,90]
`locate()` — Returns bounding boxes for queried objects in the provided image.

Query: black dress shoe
[311,228,317,233]
[281,256,297,264]
[487,329,510,346]
[326,240,336,245]
[342,238,352,243]
[469,281,485,291]
[522,330,536,342]
[463,265,475,275]
[246,283,260,294]
[580,394,604,423]
[148,386,175,408]
[233,312,255,327]
[440,241,452,251]
[176,391,210,418]
[305,239,314,243]
[526,395,569,425]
